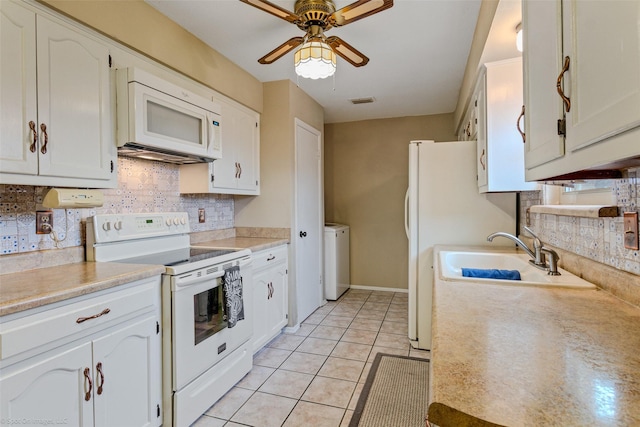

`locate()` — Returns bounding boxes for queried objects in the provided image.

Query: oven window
[193,283,227,345]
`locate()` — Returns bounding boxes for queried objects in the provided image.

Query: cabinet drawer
[0,277,160,360]
[252,245,288,271]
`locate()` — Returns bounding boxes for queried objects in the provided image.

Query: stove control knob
[102,221,111,231]
[114,221,123,231]
[180,217,186,225]
[166,218,172,227]
[173,217,180,225]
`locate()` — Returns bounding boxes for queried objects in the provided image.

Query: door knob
[299,231,307,238]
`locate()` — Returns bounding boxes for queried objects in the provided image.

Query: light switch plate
[623,212,639,250]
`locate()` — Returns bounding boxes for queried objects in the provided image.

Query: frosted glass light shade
[294,41,336,79]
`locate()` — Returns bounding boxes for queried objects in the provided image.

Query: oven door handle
[174,270,225,288]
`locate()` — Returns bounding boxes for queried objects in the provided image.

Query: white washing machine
[324,223,350,300]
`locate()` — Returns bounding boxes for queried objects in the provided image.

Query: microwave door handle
[206,113,212,149]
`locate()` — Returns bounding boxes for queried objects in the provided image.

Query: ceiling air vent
[349,97,375,105]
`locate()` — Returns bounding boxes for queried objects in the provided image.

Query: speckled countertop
[0,236,288,318]
[193,237,289,252]
[0,262,165,317]
[428,245,640,427]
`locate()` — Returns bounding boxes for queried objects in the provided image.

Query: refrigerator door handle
[404,188,410,238]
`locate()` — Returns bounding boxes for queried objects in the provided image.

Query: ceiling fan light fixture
[294,40,336,79]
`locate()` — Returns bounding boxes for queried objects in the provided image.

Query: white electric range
[86,212,252,427]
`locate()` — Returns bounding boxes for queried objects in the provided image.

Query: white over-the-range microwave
[116,67,222,164]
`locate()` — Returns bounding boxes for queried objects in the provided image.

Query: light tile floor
[192,289,429,427]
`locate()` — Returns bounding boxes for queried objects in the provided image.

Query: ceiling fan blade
[329,0,393,27]
[258,37,305,64]
[326,36,369,67]
[239,0,299,24]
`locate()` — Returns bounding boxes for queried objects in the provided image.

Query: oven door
[171,258,252,390]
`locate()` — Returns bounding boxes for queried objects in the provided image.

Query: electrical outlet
[36,211,53,234]
[623,212,639,250]
[198,208,206,223]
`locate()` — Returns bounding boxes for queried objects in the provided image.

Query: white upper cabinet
[561,0,640,152]
[180,98,260,195]
[477,58,537,193]
[522,0,565,170]
[523,0,640,180]
[0,0,116,188]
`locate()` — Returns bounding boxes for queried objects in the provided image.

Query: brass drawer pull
[517,105,526,143]
[556,56,571,113]
[83,367,93,401]
[28,121,38,152]
[266,254,276,261]
[96,362,105,395]
[76,308,111,324]
[40,123,48,154]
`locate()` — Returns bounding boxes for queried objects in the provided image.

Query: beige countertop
[428,245,640,427]
[193,237,289,252]
[0,236,287,318]
[0,262,165,317]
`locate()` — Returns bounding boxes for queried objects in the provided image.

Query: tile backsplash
[0,157,233,255]
[519,168,639,276]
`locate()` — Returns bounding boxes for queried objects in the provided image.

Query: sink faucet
[486,226,561,275]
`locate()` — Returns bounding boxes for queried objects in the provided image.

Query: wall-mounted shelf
[529,205,619,218]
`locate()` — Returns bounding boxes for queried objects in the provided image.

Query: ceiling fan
[239,0,393,68]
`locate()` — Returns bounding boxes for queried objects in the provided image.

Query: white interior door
[294,119,323,324]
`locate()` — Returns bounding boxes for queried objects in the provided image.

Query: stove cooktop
[114,247,238,268]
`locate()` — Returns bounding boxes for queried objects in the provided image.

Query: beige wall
[324,114,456,290]
[39,0,262,112]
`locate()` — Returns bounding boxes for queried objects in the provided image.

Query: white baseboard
[348,285,408,294]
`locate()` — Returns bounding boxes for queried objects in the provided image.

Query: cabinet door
[212,101,240,190]
[92,314,162,427]
[0,341,94,426]
[267,262,288,338]
[562,0,640,152]
[235,109,259,192]
[0,1,38,175]
[522,0,565,170]
[475,78,488,188]
[251,268,271,353]
[36,14,114,181]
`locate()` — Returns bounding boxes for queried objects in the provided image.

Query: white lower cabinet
[0,277,162,427]
[251,245,288,353]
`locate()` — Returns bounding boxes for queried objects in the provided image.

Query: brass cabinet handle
[28,121,38,152]
[517,105,526,143]
[83,367,93,401]
[266,254,276,261]
[76,308,111,324]
[480,148,486,171]
[556,56,571,113]
[268,282,274,299]
[96,362,105,395]
[235,162,239,178]
[39,123,48,154]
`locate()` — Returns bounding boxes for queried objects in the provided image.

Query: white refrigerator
[406,140,517,350]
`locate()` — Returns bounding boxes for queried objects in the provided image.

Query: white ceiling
[146,0,518,124]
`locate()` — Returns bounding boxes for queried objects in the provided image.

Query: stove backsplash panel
[0,157,233,255]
